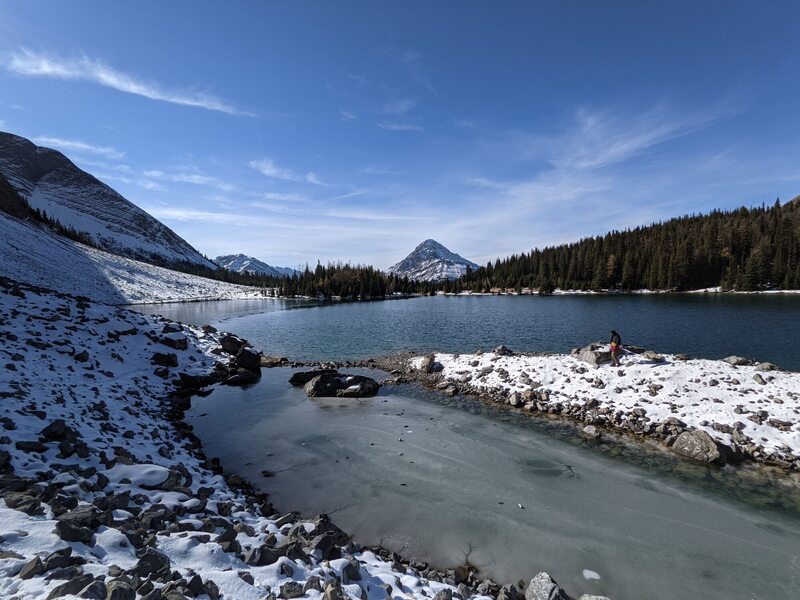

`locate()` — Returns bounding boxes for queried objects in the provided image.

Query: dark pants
[611,349,620,366]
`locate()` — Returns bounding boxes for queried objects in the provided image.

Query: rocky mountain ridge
[388,239,478,281]
[0,131,214,268]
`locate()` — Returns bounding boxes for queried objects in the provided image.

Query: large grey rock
[303,373,380,398]
[572,344,611,368]
[105,579,136,600]
[78,579,107,599]
[525,572,568,600]
[671,430,724,464]
[46,575,94,600]
[288,369,337,386]
[55,520,94,543]
[419,354,436,374]
[722,355,750,366]
[755,362,777,372]
[134,548,171,577]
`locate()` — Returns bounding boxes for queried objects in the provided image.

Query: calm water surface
[135,295,800,598]
[189,370,800,600]
[135,294,800,369]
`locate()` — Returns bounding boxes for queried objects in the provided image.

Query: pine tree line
[449,197,800,293]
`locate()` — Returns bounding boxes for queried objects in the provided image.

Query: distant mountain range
[0,131,214,268]
[388,239,478,281]
[214,254,298,278]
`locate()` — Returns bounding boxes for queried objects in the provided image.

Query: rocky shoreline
[344,345,800,476]
[0,280,596,600]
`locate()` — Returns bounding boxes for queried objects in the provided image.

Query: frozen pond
[188,369,800,600]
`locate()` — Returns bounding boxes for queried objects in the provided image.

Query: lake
[135,294,800,369]
[134,294,800,598]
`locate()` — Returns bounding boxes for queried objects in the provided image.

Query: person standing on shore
[610,330,622,366]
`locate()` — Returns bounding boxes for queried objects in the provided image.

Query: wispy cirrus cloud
[249,158,329,186]
[379,121,424,132]
[33,135,124,159]
[339,109,357,121]
[4,48,253,116]
[381,97,416,115]
[142,168,238,192]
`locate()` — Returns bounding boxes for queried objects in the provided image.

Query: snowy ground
[0,281,505,600]
[0,213,267,305]
[412,348,800,469]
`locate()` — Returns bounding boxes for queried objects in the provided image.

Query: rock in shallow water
[301,372,380,398]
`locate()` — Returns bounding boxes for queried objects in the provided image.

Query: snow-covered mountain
[388,239,479,281]
[0,210,263,304]
[0,131,215,268]
[214,254,298,277]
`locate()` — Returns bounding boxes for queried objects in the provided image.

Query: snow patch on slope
[0,212,265,304]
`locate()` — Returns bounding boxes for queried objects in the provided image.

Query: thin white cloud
[248,158,328,186]
[464,177,507,190]
[4,48,253,116]
[32,135,124,159]
[381,98,417,115]
[339,109,357,121]
[143,169,237,192]
[379,121,424,132]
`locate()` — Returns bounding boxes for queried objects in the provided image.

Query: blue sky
[1,1,799,269]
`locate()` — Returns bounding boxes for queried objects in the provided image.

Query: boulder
[223,369,261,386]
[19,556,45,579]
[45,575,95,600]
[755,362,777,372]
[572,343,611,368]
[419,354,437,374]
[722,356,750,366]
[753,373,767,385]
[219,334,246,355]
[261,355,289,367]
[77,579,107,599]
[160,333,188,351]
[671,430,724,464]
[106,579,136,600]
[40,419,78,442]
[56,520,94,543]
[152,352,178,367]
[280,582,304,599]
[134,548,171,578]
[289,369,337,386]
[235,347,261,372]
[303,373,380,398]
[494,345,514,356]
[524,572,568,600]
[642,350,664,362]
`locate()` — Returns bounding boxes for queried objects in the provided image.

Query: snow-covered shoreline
[408,346,800,471]
[0,280,588,600]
